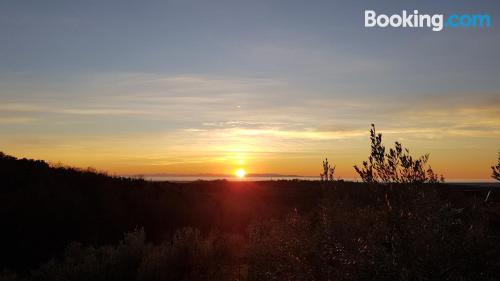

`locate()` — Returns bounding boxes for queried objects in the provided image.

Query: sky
[0,0,499,179]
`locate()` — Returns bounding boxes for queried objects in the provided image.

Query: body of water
[141,176,498,184]
[144,176,320,182]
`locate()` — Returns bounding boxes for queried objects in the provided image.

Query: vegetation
[0,126,499,280]
[0,152,321,276]
[320,158,336,181]
[248,186,498,281]
[354,124,443,184]
[492,151,500,181]
[21,227,240,281]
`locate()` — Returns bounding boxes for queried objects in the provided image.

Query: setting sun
[235,168,246,178]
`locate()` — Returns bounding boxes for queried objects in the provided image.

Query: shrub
[492,151,500,181]
[354,124,443,184]
[31,228,149,281]
[320,158,336,182]
[27,228,236,281]
[0,270,18,281]
[138,228,235,281]
[247,185,498,281]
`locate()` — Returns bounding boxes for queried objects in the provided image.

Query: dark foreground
[1,154,499,281]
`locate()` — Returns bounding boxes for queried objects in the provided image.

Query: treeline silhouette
[2,121,500,281]
[0,152,324,278]
[1,152,499,280]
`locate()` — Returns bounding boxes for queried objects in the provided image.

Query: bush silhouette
[23,228,236,281]
[354,124,443,184]
[320,158,336,181]
[247,185,497,281]
[492,151,500,181]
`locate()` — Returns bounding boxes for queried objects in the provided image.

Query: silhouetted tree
[354,124,443,184]
[492,151,500,181]
[320,158,336,181]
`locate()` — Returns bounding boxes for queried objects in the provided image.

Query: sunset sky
[1,0,499,179]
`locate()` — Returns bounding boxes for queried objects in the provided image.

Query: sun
[235,168,246,178]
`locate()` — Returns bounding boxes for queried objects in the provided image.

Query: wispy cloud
[0,117,36,124]
[0,103,47,112]
[1,73,499,178]
[57,108,150,116]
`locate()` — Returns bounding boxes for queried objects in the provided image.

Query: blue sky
[0,0,499,178]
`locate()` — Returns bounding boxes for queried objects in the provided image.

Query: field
[1,153,499,281]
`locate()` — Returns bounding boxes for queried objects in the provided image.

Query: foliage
[20,228,236,281]
[248,185,499,281]
[1,152,499,281]
[492,151,500,181]
[320,158,336,181]
[138,228,238,281]
[0,152,320,272]
[354,124,443,184]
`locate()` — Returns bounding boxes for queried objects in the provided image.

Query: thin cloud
[0,117,36,124]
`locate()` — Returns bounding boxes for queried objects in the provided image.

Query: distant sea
[140,175,498,185]
[144,175,319,182]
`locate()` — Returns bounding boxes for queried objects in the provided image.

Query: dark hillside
[1,153,499,280]
[0,153,323,271]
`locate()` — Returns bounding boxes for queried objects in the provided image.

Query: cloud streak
[0,73,499,178]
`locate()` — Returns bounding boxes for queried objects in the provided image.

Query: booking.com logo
[365,10,491,31]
